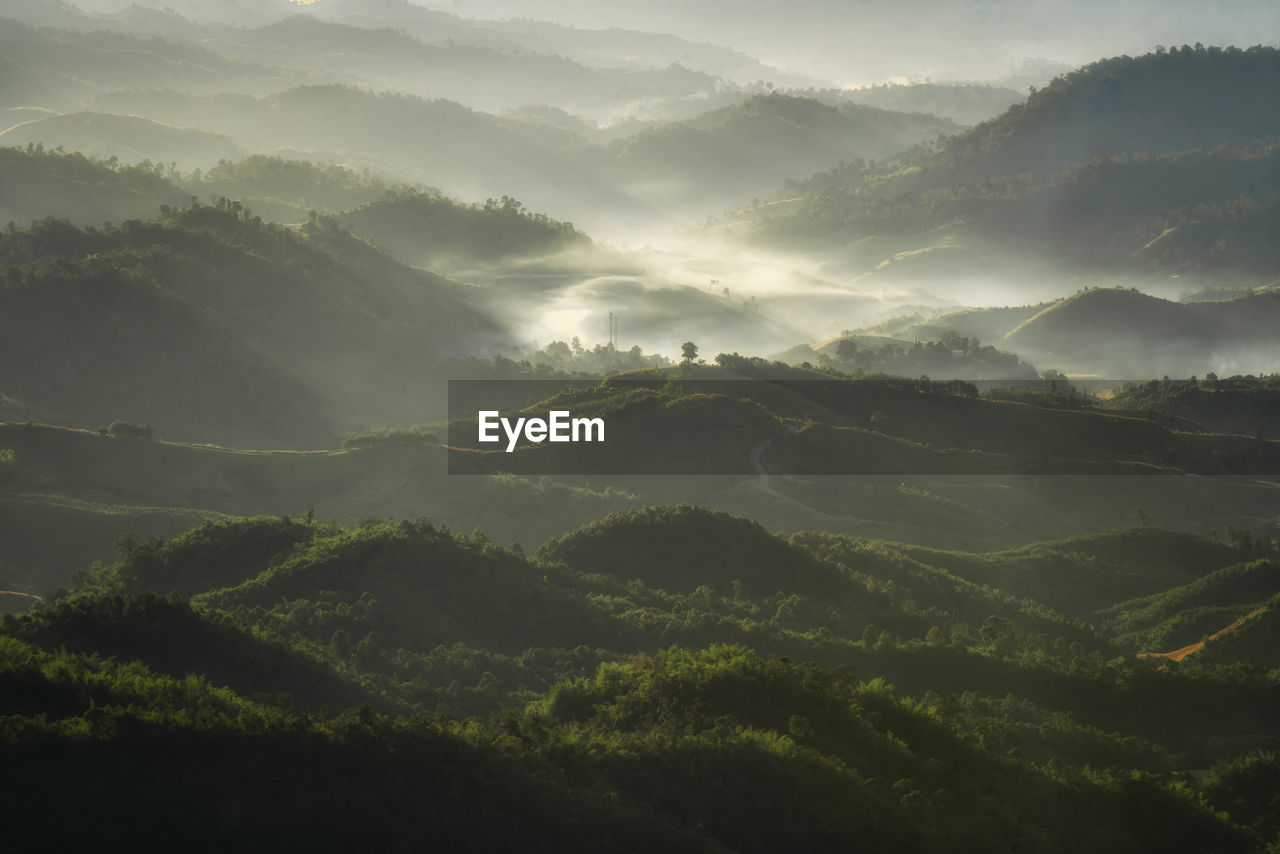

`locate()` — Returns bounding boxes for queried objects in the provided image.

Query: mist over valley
[2,2,1280,850]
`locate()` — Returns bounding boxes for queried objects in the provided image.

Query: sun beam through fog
[3,3,1280,850]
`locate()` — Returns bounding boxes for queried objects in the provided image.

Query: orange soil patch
[1137,606,1266,663]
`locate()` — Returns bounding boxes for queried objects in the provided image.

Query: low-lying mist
[470,232,1280,381]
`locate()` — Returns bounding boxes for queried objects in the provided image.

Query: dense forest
[0,200,510,444]
[749,46,1280,279]
[2,0,1279,849]
[3,509,1279,850]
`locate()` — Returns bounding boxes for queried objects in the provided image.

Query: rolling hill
[446,367,1280,476]
[609,93,960,212]
[0,203,509,443]
[339,191,591,269]
[0,145,189,227]
[0,112,244,171]
[840,82,1025,126]
[862,287,1280,378]
[0,15,316,101]
[747,46,1280,281]
[0,257,332,447]
[1101,558,1280,651]
[2,5,1278,849]
[0,506,1276,850]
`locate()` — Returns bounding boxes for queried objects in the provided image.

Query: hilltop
[860,287,1280,377]
[841,82,1024,126]
[1,0,806,110]
[609,93,959,212]
[1108,376,1280,438]
[0,15,313,104]
[2,508,1278,847]
[1002,288,1205,367]
[0,146,190,228]
[340,191,591,269]
[0,12,961,232]
[747,47,1280,281]
[0,147,595,271]
[0,112,244,171]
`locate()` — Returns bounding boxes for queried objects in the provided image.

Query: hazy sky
[414,0,1280,84]
[54,0,1280,85]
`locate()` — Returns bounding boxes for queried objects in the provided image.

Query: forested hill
[0,202,507,445]
[3,509,1278,849]
[0,147,592,269]
[340,192,590,268]
[749,46,1280,277]
[446,365,1280,476]
[937,45,1280,180]
[608,93,959,210]
[840,82,1025,127]
[0,1,777,117]
[0,145,191,228]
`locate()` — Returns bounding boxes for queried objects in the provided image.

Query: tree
[836,339,858,361]
[543,340,571,362]
[106,420,155,439]
[681,342,699,364]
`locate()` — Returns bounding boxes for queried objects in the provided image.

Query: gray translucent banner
[446,378,1280,475]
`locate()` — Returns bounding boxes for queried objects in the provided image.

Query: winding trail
[747,429,839,521]
[1137,605,1267,663]
[0,590,42,602]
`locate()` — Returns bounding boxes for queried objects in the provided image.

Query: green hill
[185,154,395,222]
[0,203,508,442]
[1107,376,1280,438]
[1101,558,1280,651]
[341,190,590,268]
[3,3,743,122]
[610,93,959,211]
[1002,288,1202,363]
[0,112,244,171]
[893,528,1244,617]
[1,506,1276,847]
[9,627,1249,853]
[84,83,631,216]
[798,332,1039,380]
[0,490,222,611]
[0,16,307,101]
[81,516,321,600]
[194,14,726,119]
[750,47,1280,280]
[0,54,93,113]
[8,591,374,711]
[0,147,592,270]
[0,256,332,447]
[0,424,647,593]
[1003,288,1280,375]
[859,288,1280,378]
[0,635,704,852]
[0,145,189,228]
[1199,594,1280,669]
[841,82,1024,126]
[449,368,1280,476]
[937,47,1280,180]
[196,520,633,657]
[539,504,849,598]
